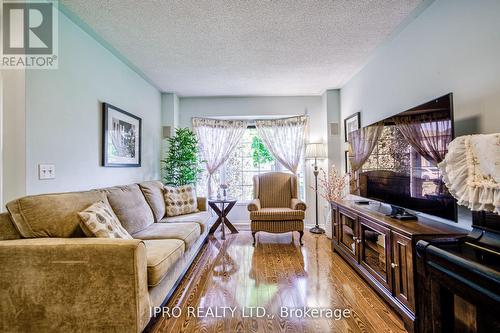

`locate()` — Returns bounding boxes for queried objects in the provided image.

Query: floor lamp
[306,143,327,234]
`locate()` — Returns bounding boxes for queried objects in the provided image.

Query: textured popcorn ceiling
[61,0,424,96]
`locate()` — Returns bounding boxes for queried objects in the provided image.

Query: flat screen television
[354,93,457,221]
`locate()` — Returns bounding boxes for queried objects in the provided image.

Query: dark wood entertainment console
[330,199,466,333]
[416,211,500,333]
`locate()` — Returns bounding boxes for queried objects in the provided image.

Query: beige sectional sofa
[0,181,214,333]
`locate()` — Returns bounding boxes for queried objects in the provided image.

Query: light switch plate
[38,164,56,180]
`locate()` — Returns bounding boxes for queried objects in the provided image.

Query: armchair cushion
[250,208,305,221]
[258,173,295,208]
[291,198,307,211]
[247,199,261,212]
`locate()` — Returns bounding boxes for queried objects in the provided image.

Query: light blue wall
[160,92,180,180]
[25,11,162,194]
[1,70,26,205]
[179,96,326,142]
[325,90,341,171]
[341,0,500,135]
[161,93,179,128]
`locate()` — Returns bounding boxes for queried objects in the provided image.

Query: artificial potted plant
[162,128,203,186]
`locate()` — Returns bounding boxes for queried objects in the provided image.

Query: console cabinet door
[359,217,392,291]
[338,208,359,262]
[392,232,415,312]
[331,204,339,242]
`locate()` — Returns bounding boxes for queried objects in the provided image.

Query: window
[197,127,305,201]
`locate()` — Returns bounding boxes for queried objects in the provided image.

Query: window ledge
[235,200,252,205]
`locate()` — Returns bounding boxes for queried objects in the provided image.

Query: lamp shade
[305,143,327,159]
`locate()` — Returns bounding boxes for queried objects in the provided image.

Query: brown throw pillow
[78,201,132,239]
[164,184,198,217]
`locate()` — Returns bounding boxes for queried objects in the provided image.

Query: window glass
[196,127,305,201]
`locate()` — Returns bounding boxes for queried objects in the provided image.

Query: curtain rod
[191,114,308,122]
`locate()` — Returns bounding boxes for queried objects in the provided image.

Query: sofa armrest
[291,198,307,211]
[247,199,261,211]
[0,238,150,333]
[197,197,207,211]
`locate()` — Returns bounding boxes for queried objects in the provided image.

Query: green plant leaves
[251,136,274,168]
[162,128,204,186]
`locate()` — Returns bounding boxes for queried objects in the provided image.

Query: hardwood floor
[149,230,407,333]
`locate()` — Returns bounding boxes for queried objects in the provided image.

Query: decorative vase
[220,184,228,199]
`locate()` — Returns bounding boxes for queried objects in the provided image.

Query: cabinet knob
[352,236,358,241]
[356,239,361,243]
[333,223,338,226]
[391,263,398,268]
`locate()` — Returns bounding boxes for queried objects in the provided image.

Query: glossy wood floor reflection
[149,230,407,333]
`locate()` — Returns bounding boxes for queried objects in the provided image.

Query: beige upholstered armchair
[247,172,307,246]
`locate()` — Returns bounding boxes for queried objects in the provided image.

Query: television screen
[353,93,457,221]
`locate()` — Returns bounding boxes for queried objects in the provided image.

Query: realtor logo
[1,0,58,69]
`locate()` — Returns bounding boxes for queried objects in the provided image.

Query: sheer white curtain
[348,122,384,194]
[255,116,309,174]
[192,118,247,197]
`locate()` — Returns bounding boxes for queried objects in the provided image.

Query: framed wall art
[102,103,141,167]
[344,112,361,142]
[345,150,351,173]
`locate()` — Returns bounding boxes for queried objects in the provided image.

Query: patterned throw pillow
[78,201,133,239]
[164,184,198,217]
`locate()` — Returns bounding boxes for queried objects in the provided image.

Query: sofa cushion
[78,201,133,239]
[250,208,305,221]
[100,184,154,235]
[161,211,212,233]
[132,222,201,249]
[138,181,166,222]
[0,212,20,240]
[143,239,185,287]
[164,185,198,217]
[6,190,106,238]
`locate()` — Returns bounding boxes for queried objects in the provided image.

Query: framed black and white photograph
[344,150,350,173]
[344,112,360,142]
[102,103,141,167]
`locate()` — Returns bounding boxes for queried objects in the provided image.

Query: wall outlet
[38,164,56,180]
